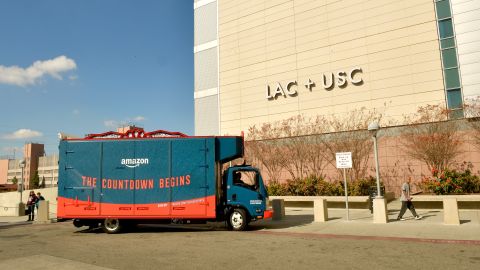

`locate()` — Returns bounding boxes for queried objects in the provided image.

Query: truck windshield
[233,171,258,191]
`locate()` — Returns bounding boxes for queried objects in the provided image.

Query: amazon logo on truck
[121,158,149,168]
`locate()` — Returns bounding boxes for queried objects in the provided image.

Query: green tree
[40,176,46,188]
[11,176,18,185]
[30,171,40,189]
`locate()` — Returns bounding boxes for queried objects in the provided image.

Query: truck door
[170,139,208,217]
[228,170,265,217]
[100,141,135,216]
[61,141,102,216]
[134,140,171,216]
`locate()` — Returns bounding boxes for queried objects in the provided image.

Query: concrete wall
[194,0,220,135]
[0,187,57,217]
[451,0,480,103]
[248,119,480,197]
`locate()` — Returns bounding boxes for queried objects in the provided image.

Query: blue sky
[0,0,194,158]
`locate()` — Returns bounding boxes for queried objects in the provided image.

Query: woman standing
[26,191,38,221]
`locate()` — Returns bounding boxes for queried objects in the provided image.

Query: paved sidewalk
[253,201,480,242]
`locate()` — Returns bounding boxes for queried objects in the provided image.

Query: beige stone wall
[218,0,446,135]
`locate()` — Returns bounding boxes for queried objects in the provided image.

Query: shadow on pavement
[251,214,314,230]
[75,223,228,234]
[73,214,316,234]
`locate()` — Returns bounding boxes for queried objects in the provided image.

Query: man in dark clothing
[36,192,45,210]
[26,191,38,221]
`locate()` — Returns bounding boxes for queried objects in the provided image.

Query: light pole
[368,121,388,223]
[368,122,382,198]
[19,159,26,204]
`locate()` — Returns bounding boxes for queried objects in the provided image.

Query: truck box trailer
[57,128,272,233]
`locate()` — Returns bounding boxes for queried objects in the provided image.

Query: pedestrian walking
[26,191,38,221]
[397,179,423,221]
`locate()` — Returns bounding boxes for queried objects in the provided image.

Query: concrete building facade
[0,159,8,185]
[37,154,59,187]
[194,0,480,135]
[0,143,50,189]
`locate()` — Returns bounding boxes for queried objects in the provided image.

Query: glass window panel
[439,19,454,38]
[449,109,464,119]
[442,48,458,68]
[444,68,460,89]
[447,88,462,109]
[436,0,452,20]
[441,37,455,49]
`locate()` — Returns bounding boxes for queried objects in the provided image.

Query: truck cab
[223,166,271,231]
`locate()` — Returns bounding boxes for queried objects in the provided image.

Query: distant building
[0,143,47,189]
[0,126,144,189]
[38,154,59,187]
[116,125,141,133]
[0,159,8,185]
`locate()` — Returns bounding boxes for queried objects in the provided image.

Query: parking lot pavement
[1,218,480,270]
[2,204,480,242]
[0,255,115,270]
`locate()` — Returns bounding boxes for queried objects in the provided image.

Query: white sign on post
[336,152,352,221]
[336,152,352,169]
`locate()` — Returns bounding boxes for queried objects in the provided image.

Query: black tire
[228,208,248,231]
[73,219,83,228]
[101,218,123,234]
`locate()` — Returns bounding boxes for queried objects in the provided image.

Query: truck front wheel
[228,208,248,231]
[102,218,123,234]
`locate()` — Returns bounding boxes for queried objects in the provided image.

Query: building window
[436,0,452,19]
[444,68,460,89]
[447,88,462,107]
[438,19,454,38]
[440,37,455,49]
[442,48,458,68]
[434,0,464,118]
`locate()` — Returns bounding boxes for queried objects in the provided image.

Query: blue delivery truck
[57,128,272,233]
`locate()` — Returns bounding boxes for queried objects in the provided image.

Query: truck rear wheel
[228,208,248,231]
[102,218,123,234]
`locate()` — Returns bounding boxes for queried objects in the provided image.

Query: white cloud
[104,120,118,128]
[0,55,77,87]
[69,75,78,81]
[3,129,43,139]
[133,116,146,122]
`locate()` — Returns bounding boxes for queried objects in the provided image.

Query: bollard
[271,199,285,220]
[443,198,460,225]
[36,200,50,223]
[314,199,328,222]
[373,197,388,223]
[17,202,26,217]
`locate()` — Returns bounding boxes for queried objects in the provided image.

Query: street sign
[336,152,352,169]
[336,152,352,221]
